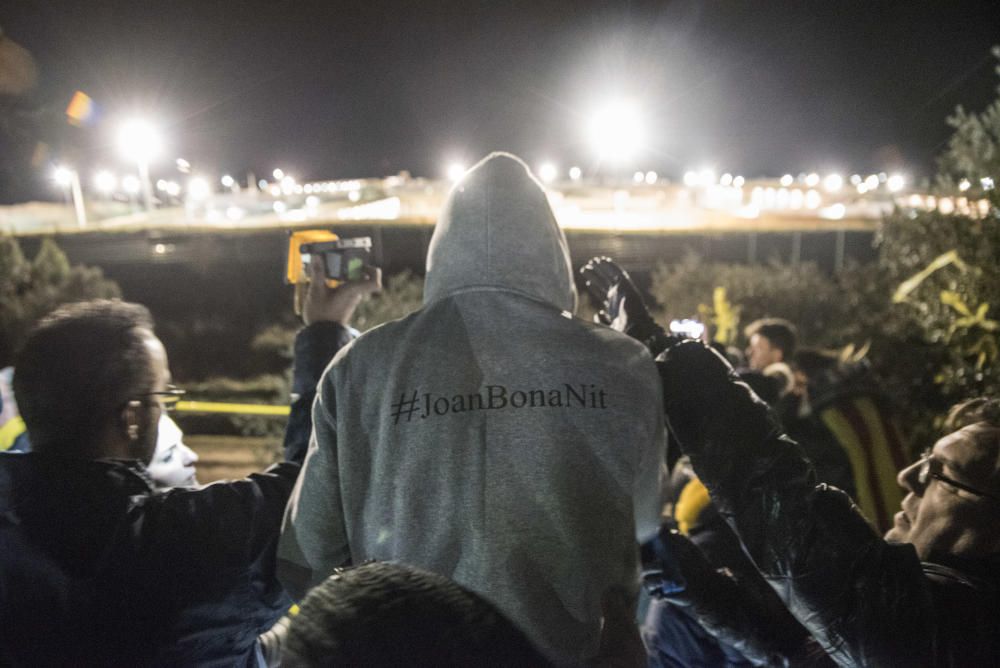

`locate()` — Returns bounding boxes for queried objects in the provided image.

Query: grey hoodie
[278,153,665,664]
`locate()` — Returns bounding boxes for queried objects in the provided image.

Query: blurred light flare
[780,174,793,187]
[122,175,141,194]
[586,99,643,163]
[568,166,582,181]
[94,170,116,193]
[187,177,210,200]
[823,174,843,192]
[538,163,558,183]
[447,163,467,182]
[52,166,74,187]
[887,174,905,192]
[221,174,235,188]
[117,119,163,164]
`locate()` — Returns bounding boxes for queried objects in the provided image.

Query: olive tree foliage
[876,50,1000,409]
[0,236,121,365]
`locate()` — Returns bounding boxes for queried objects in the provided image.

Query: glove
[579,256,680,357]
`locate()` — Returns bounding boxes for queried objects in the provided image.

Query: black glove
[658,529,833,667]
[579,256,680,357]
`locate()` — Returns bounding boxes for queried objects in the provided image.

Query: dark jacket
[0,322,350,666]
[0,454,298,666]
[656,340,1000,667]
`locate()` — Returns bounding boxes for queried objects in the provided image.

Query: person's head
[283,562,549,667]
[12,299,168,463]
[148,414,199,488]
[744,318,797,371]
[885,398,1000,562]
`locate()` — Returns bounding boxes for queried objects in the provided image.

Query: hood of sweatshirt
[423,152,577,313]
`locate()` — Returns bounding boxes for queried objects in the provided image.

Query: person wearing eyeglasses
[583,258,1000,667]
[0,288,375,665]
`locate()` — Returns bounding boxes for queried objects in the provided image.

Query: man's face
[885,422,1000,561]
[133,330,171,465]
[745,333,783,371]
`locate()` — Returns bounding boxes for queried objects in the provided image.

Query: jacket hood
[424,152,577,312]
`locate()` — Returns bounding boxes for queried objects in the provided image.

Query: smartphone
[300,237,372,283]
[286,230,374,288]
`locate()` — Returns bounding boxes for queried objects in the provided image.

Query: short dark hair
[283,562,550,667]
[944,398,1000,432]
[13,300,155,454]
[744,318,797,359]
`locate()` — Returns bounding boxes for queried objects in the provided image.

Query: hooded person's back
[278,153,665,663]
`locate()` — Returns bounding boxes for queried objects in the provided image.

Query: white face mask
[147,415,199,488]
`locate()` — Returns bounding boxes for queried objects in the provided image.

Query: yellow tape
[175,401,290,417]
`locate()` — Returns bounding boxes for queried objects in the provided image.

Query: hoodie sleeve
[277,370,352,600]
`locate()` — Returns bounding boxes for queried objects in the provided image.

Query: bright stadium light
[53,165,74,187]
[447,163,467,182]
[823,173,843,192]
[538,162,558,184]
[122,174,141,195]
[586,98,643,163]
[94,170,116,194]
[187,176,210,200]
[887,174,905,192]
[117,119,163,212]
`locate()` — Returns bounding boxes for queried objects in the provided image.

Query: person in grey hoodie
[277,152,665,664]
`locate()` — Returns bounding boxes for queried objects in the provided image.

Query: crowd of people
[1,152,997,666]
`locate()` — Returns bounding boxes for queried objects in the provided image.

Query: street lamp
[117,119,163,212]
[52,165,86,228]
[586,98,643,165]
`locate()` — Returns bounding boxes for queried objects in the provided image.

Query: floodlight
[586,99,643,163]
[117,119,163,164]
[538,163,558,184]
[887,174,905,192]
[447,163,467,182]
[94,170,116,193]
[188,176,210,200]
[53,166,74,188]
[122,175,141,194]
[823,174,843,192]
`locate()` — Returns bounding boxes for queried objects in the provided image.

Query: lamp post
[53,165,87,228]
[117,119,163,213]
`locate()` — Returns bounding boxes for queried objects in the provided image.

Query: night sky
[1,1,997,202]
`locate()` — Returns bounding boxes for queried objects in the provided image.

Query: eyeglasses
[917,450,998,502]
[137,384,186,412]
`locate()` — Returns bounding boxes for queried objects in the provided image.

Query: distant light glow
[732,175,745,188]
[958,178,971,192]
[698,169,716,187]
[226,206,245,220]
[569,166,582,181]
[306,195,320,208]
[780,174,794,187]
[805,172,820,187]
[94,170,116,193]
[587,98,643,163]
[122,175,141,194]
[887,174,905,192]
[221,174,235,188]
[864,174,879,190]
[982,177,995,191]
[273,168,285,180]
[850,174,862,185]
[939,197,955,214]
[820,203,846,220]
[187,177,210,200]
[805,189,821,209]
[258,179,268,190]
[273,201,287,214]
[117,119,163,164]
[447,163,467,182]
[53,166,74,187]
[348,189,362,202]
[164,181,181,197]
[269,185,281,197]
[856,183,869,194]
[645,171,658,185]
[633,171,644,184]
[823,174,843,192]
[538,163,558,184]
[175,158,190,173]
[683,171,698,187]
[720,173,732,186]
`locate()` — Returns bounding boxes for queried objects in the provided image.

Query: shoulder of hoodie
[319,300,660,387]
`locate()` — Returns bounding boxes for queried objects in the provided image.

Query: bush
[0,236,120,365]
